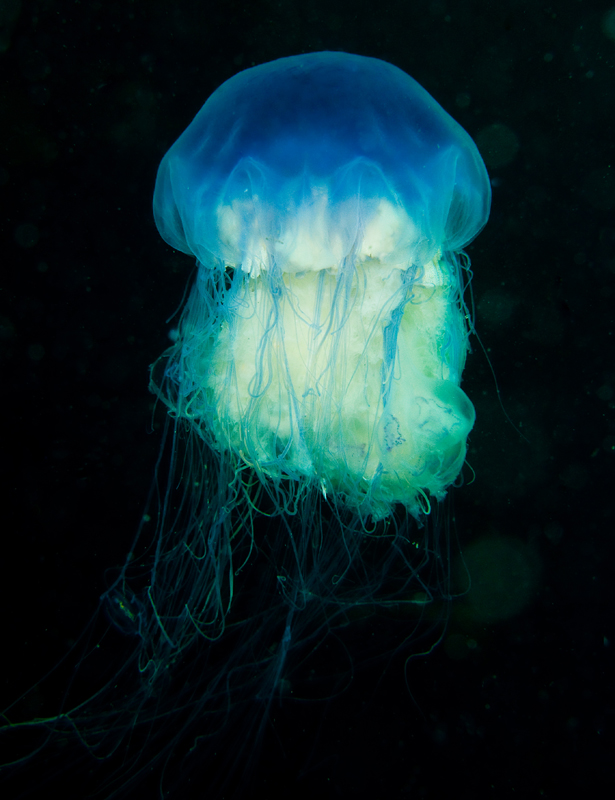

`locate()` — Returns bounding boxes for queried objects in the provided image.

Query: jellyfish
[1,52,489,798]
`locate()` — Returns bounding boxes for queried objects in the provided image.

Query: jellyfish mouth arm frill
[161,244,475,522]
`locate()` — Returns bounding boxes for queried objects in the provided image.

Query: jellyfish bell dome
[153,51,490,521]
[154,51,490,275]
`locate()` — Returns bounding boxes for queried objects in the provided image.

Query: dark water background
[1,0,613,797]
